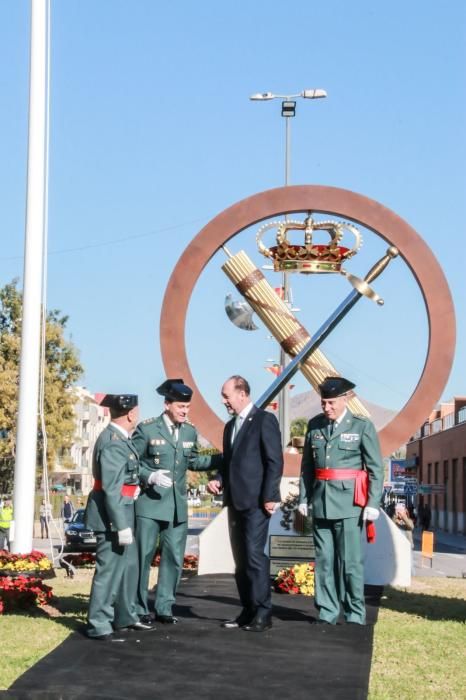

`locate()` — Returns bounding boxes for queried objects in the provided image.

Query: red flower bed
[151,551,198,570]
[0,575,54,614]
[273,562,315,596]
[183,554,198,570]
[62,552,96,568]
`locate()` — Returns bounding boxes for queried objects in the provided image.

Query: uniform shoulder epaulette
[352,413,370,422]
[141,417,157,425]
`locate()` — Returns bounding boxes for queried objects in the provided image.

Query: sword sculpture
[255,245,399,409]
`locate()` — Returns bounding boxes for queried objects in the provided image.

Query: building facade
[406,396,466,535]
[52,388,109,495]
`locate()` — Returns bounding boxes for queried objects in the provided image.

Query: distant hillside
[198,390,395,447]
[289,389,395,431]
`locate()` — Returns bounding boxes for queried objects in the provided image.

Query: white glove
[362,506,380,521]
[133,486,141,500]
[118,527,133,546]
[297,503,309,517]
[148,469,173,488]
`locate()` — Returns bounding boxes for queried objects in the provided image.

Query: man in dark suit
[208,375,283,632]
[85,394,154,640]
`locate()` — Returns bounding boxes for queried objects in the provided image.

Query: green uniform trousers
[136,515,187,617]
[313,516,365,625]
[87,531,139,637]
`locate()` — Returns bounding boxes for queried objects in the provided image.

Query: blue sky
[0,0,465,424]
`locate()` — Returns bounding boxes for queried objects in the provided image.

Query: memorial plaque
[270,535,315,559]
[269,534,315,578]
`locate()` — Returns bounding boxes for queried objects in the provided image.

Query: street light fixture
[250,87,327,448]
[281,101,296,117]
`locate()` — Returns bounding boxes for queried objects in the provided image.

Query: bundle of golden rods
[222,250,369,417]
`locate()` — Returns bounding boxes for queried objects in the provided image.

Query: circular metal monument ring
[160,185,456,462]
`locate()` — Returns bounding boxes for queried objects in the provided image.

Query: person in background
[0,498,13,551]
[416,501,425,529]
[392,502,415,576]
[392,502,414,547]
[39,499,52,538]
[61,495,75,525]
[421,502,432,531]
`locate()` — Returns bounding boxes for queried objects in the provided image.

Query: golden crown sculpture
[256,214,362,273]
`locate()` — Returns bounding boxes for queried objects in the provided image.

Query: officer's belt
[315,468,368,507]
[92,480,139,497]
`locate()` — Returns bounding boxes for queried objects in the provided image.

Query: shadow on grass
[381,586,466,622]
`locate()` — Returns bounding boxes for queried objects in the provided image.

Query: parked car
[64,508,96,551]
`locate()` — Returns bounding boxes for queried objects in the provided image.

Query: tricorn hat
[100,394,138,410]
[156,378,193,402]
[318,376,355,399]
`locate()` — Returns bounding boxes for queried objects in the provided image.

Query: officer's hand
[362,506,380,521]
[148,469,173,489]
[133,486,141,500]
[118,527,133,546]
[297,503,309,517]
[207,479,222,495]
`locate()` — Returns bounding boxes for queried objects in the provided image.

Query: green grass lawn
[1,573,465,695]
[1,569,91,689]
[369,578,466,699]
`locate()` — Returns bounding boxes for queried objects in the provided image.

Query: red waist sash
[93,480,138,497]
[314,468,375,543]
[315,468,368,507]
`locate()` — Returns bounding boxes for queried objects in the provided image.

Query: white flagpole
[11,0,49,554]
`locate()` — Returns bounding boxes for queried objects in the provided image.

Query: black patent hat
[100,394,138,410]
[319,376,355,399]
[156,378,193,402]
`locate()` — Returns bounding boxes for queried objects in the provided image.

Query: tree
[290,417,308,438]
[0,280,83,492]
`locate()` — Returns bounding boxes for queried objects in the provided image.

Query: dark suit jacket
[220,406,283,510]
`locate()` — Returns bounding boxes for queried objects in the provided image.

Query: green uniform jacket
[299,410,384,519]
[85,424,140,532]
[132,415,222,523]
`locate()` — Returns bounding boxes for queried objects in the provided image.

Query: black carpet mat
[5,576,382,700]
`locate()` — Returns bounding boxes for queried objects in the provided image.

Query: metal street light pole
[250,89,327,449]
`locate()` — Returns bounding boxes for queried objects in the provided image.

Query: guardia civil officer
[298,377,384,625]
[85,394,154,640]
[133,379,222,624]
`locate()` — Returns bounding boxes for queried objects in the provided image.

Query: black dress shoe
[221,610,254,629]
[156,614,178,624]
[242,617,272,632]
[311,618,338,626]
[346,620,366,626]
[127,621,156,631]
[139,613,156,624]
[88,633,125,642]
